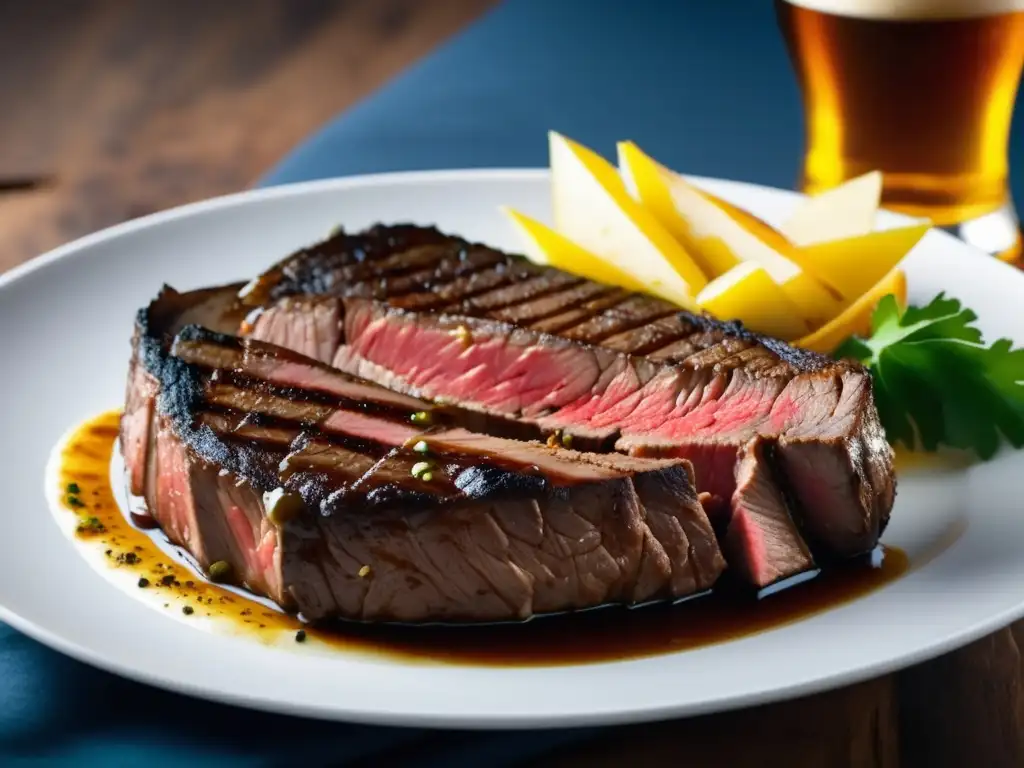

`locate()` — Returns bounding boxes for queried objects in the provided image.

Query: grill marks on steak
[123,291,727,622]
[173,328,699,497]
[239,223,896,568]
[122,283,247,496]
[120,284,293,608]
[334,302,889,559]
[178,355,726,622]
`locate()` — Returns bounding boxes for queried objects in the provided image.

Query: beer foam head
[783,0,1024,19]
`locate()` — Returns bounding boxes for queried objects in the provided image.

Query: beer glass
[775,0,1024,261]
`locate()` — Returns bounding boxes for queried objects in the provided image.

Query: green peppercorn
[137,577,150,588]
[182,605,194,616]
[561,433,574,449]
[410,410,433,425]
[411,461,433,479]
[421,472,433,482]
[208,560,232,582]
[264,488,303,526]
[295,630,307,643]
[412,440,430,454]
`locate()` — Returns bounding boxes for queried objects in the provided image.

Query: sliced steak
[121,289,727,623]
[237,225,894,562]
[121,283,246,497]
[724,437,815,589]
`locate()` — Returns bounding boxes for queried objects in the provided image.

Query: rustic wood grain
[0,0,495,273]
[536,678,899,768]
[2,2,1022,766]
[897,627,1024,768]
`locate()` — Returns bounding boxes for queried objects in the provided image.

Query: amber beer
[776,0,1024,229]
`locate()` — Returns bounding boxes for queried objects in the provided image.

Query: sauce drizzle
[57,410,909,666]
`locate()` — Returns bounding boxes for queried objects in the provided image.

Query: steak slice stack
[120,221,898,622]
[121,287,727,623]
[237,223,895,567]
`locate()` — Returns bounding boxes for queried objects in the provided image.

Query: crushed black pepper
[61,411,309,646]
[76,516,105,533]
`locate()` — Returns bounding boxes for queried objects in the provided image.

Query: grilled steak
[724,437,815,589]
[121,288,727,623]
[238,223,896,563]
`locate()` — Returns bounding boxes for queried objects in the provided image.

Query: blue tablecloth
[8,0,1023,763]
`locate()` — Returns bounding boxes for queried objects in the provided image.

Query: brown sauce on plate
[58,410,909,666]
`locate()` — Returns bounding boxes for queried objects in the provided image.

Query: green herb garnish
[837,293,1024,459]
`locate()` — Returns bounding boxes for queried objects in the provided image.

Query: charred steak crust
[239,224,896,564]
[121,287,728,623]
[673,310,833,374]
[239,224,493,305]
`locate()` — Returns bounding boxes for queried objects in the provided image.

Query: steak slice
[122,283,246,497]
[122,288,727,623]
[182,328,835,599]
[724,437,815,589]
[237,224,895,563]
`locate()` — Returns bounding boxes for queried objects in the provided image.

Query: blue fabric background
[7,0,1022,764]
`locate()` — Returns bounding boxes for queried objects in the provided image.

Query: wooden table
[2,2,1020,765]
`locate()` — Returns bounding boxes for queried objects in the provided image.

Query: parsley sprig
[836,293,1024,460]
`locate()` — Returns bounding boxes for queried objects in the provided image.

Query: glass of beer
[775,0,1024,261]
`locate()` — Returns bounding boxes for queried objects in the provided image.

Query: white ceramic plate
[3,169,1024,729]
